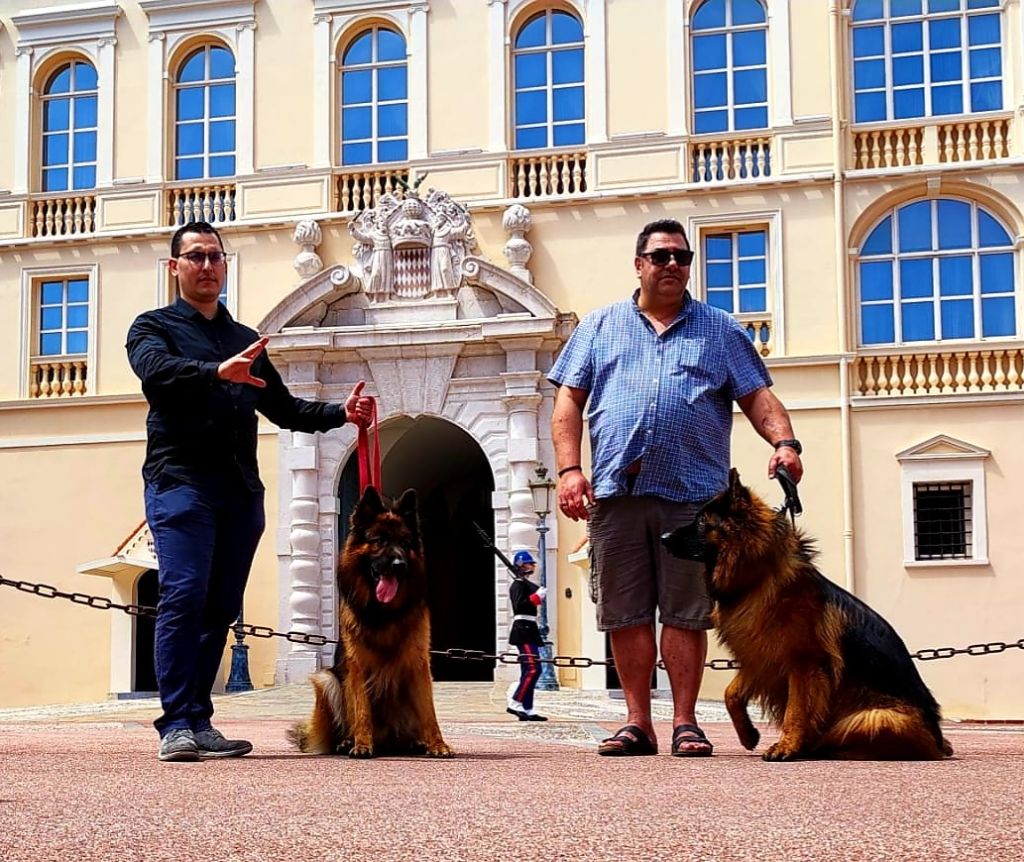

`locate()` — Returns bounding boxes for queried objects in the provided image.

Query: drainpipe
[830,0,856,593]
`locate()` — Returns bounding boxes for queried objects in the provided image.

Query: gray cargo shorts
[587,495,713,632]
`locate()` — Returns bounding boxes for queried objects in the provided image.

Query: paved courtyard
[2,682,1021,862]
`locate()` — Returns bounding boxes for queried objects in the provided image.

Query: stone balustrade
[508,150,587,200]
[938,118,1010,163]
[850,115,1011,171]
[335,167,409,212]
[29,356,88,398]
[737,313,773,357]
[852,127,924,170]
[166,183,237,226]
[31,194,97,238]
[691,135,772,183]
[853,345,1024,397]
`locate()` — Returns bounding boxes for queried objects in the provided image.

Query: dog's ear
[351,486,386,532]
[726,468,750,504]
[396,488,420,540]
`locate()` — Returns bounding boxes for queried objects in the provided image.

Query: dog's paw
[333,737,354,755]
[762,742,800,762]
[349,741,374,759]
[737,726,760,751]
[426,741,454,758]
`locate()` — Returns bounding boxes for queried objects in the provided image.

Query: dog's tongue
[376,575,399,604]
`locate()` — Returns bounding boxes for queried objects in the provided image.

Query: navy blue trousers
[144,481,264,737]
[512,643,541,712]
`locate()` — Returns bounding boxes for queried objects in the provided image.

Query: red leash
[357,398,381,493]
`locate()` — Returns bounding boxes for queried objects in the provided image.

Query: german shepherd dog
[663,469,952,761]
[288,487,453,758]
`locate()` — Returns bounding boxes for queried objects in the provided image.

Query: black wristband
[773,438,802,455]
[557,465,583,478]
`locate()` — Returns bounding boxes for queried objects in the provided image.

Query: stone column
[277,352,326,682]
[284,432,322,682]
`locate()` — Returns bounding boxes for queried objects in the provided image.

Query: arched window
[41,61,98,192]
[174,45,236,180]
[512,9,585,150]
[340,26,408,165]
[691,0,768,134]
[851,0,1002,123]
[858,198,1016,345]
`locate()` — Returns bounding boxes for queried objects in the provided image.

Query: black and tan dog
[288,487,453,758]
[663,469,952,761]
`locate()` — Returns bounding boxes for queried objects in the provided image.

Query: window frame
[687,210,785,354]
[689,0,770,136]
[856,197,1018,347]
[141,0,256,183]
[511,8,587,151]
[850,0,1005,125]
[172,43,238,181]
[338,24,410,166]
[18,263,99,399]
[897,435,989,568]
[40,59,100,193]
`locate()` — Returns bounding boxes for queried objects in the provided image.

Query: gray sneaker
[194,727,252,759]
[158,728,200,762]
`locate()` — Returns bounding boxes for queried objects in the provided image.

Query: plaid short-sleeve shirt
[548,291,772,503]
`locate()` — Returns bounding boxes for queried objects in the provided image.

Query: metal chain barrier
[4,575,1023,670]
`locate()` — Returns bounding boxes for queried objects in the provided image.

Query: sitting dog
[663,469,952,761]
[288,486,453,758]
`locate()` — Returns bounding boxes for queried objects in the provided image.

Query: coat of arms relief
[351,188,476,303]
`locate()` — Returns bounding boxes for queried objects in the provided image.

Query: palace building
[0,0,1021,718]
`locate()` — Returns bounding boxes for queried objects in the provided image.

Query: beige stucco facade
[0,0,1021,718]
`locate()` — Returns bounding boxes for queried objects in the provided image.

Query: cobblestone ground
[2,683,1021,862]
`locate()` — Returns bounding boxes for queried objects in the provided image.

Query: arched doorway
[337,416,496,681]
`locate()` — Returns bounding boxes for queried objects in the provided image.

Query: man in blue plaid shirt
[548,218,803,758]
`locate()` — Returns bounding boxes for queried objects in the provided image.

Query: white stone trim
[140,0,258,180]
[767,0,793,127]
[18,263,100,399]
[583,0,608,144]
[10,3,121,195]
[488,0,508,151]
[668,1,688,137]
[896,435,991,568]
[312,0,429,165]
[685,209,786,355]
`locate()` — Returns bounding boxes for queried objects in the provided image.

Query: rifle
[471,521,525,579]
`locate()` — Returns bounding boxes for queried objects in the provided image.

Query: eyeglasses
[638,248,694,267]
[179,251,227,266]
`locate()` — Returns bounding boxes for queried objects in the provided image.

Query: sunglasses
[179,251,227,266]
[638,248,694,267]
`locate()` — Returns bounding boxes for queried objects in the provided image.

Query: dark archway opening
[337,416,496,681]
[134,569,158,693]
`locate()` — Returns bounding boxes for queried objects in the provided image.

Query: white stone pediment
[259,258,556,334]
[896,434,991,462]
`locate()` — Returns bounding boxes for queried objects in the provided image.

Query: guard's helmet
[513,550,536,567]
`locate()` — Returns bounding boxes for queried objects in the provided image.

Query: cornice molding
[12,1,120,49]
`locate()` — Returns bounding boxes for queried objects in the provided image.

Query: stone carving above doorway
[351,188,475,303]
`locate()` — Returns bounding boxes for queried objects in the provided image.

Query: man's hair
[171,221,224,258]
[635,219,690,256]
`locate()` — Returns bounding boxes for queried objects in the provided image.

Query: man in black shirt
[127,221,373,762]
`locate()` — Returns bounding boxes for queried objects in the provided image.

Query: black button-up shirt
[127,298,346,493]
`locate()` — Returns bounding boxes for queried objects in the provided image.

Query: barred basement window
[913,482,972,561]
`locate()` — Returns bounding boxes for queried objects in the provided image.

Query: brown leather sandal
[597,724,658,756]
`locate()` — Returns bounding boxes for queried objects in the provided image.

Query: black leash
[775,464,802,525]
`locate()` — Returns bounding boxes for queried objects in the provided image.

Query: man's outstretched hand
[217,337,269,387]
[345,381,375,428]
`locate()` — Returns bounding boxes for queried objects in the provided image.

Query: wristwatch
[773,438,802,455]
